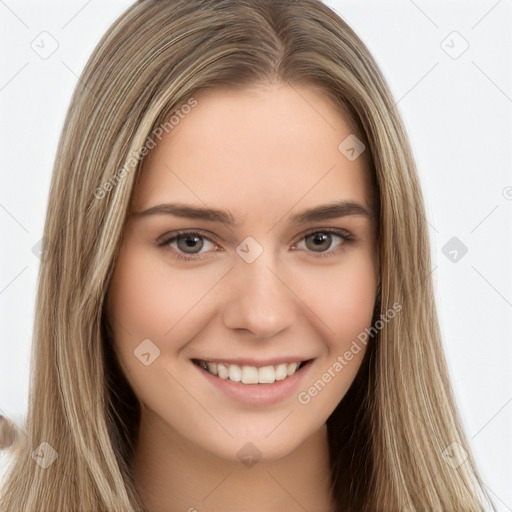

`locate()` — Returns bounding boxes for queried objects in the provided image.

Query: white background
[1,0,511,509]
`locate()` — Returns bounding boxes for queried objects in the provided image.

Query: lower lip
[193,360,314,406]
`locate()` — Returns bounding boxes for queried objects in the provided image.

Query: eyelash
[155,228,355,262]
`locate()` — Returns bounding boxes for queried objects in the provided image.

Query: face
[106,82,379,462]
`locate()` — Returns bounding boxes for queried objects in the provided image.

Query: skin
[106,81,379,512]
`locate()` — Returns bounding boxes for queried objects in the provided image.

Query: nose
[221,251,298,339]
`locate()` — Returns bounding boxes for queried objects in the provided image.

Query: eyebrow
[130,201,374,226]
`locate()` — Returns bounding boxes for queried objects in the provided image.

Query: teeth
[228,364,242,382]
[242,366,259,384]
[286,362,299,376]
[197,359,305,384]
[258,366,275,384]
[217,363,229,379]
[275,363,288,381]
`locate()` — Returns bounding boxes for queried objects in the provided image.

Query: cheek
[107,249,169,341]
[332,263,377,339]
[293,255,376,413]
[106,246,229,366]
[109,248,200,336]
[295,250,377,347]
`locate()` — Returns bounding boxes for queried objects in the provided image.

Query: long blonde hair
[0,0,494,510]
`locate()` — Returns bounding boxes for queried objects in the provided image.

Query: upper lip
[192,357,313,368]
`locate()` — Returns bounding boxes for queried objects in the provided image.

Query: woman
[0,0,494,510]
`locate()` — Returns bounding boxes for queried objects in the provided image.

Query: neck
[133,409,335,512]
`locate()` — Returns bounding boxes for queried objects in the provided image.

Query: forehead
[131,83,372,219]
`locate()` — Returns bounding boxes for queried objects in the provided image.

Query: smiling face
[106,81,379,463]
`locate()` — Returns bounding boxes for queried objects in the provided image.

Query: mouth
[192,358,312,385]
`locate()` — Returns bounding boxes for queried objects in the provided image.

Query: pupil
[177,235,203,253]
[307,233,331,252]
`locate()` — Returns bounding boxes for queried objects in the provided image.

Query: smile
[192,359,308,385]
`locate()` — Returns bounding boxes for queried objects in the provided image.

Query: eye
[156,230,219,261]
[292,229,354,257]
[156,228,355,262]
